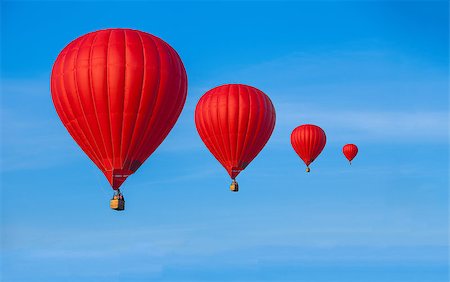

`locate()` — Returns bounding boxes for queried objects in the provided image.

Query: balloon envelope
[51,28,188,189]
[291,124,326,169]
[343,144,358,163]
[195,84,276,179]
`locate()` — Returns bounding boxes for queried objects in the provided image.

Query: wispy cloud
[194,48,448,145]
[0,106,79,171]
[214,49,447,89]
[2,47,448,173]
[0,78,206,170]
[272,103,448,144]
[2,221,446,282]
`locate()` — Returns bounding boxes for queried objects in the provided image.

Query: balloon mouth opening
[104,169,134,190]
[229,168,244,179]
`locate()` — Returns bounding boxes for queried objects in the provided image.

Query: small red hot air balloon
[51,29,187,210]
[195,84,276,192]
[343,144,358,164]
[291,124,326,172]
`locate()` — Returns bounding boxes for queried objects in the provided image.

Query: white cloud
[192,49,448,145]
[0,107,80,171]
[2,47,448,173]
[272,103,448,144]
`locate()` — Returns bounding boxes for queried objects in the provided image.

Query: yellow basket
[230,183,239,192]
[110,199,125,210]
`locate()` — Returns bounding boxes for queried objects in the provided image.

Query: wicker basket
[230,182,239,192]
[110,199,125,210]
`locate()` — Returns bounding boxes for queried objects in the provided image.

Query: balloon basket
[230,180,239,192]
[110,199,125,211]
[110,191,125,211]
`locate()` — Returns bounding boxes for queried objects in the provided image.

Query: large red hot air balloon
[195,84,276,192]
[343,144,358,164]
[291,124,326,172]
[51,29,187,209]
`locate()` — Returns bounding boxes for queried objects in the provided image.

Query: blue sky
[1,1,448,281]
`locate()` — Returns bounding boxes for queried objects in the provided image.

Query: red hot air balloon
[51,29,187,209]
[194,84,276,192]
[291,124,326,172]
[343,144,358,164]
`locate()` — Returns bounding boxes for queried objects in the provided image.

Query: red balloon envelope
[343,144,358,164]
[195,84,276,190]
[291,124,326,172]
[51,29,187,190]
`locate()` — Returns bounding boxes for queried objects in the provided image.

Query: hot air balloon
[291,124,326,172]
[195,84,276,192]
[50,29,187,210]
[343,144,358,164]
